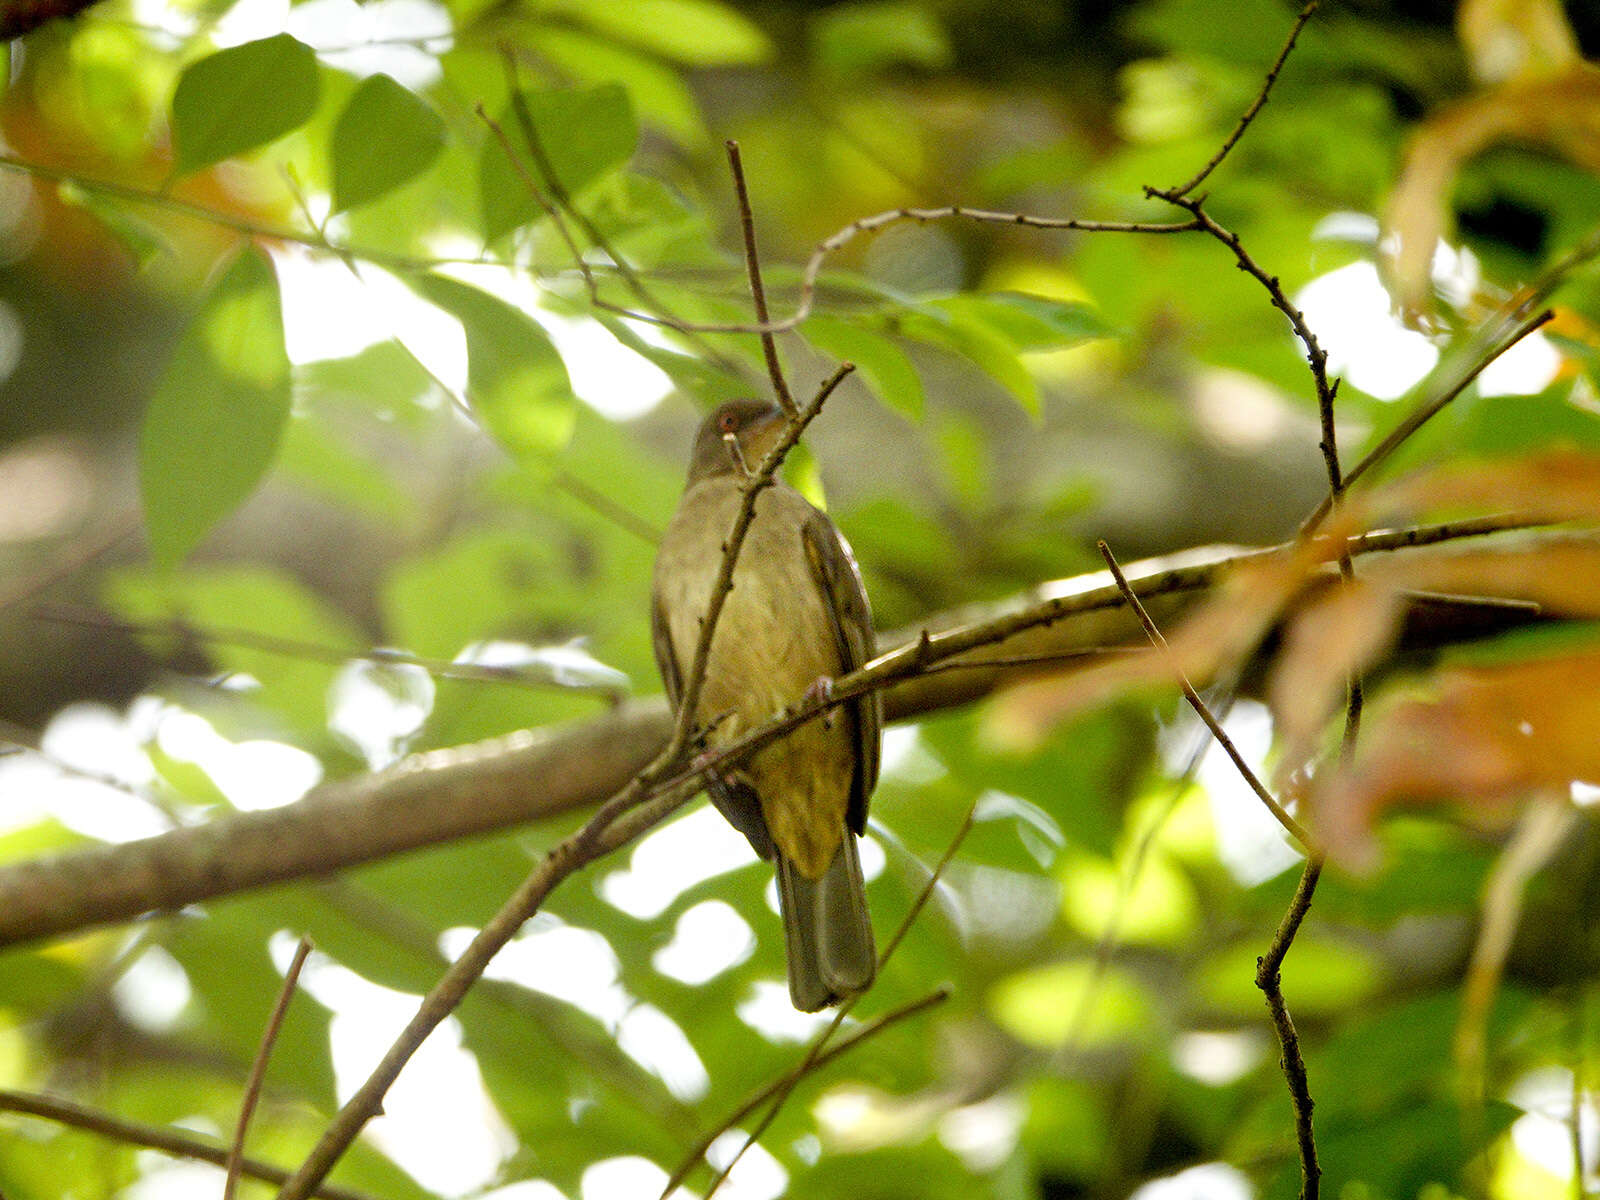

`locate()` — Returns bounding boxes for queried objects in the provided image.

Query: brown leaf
[1458,0,1581,84]
[1315,646,1600,868]
[985,538,1344,751]
[1376,538,1600,618]
[1380,447,1600,526]
[1382,65,1600,317]
[1269,576,1405,784]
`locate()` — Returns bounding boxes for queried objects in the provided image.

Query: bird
[651,398,880,1011]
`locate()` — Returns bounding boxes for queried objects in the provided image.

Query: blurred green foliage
[2,1,1600,1199]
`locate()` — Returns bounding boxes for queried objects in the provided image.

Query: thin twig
[0,1089,379,1200]
[226,936,314,1200]
[1302,308,1557,532]
[1096,541,1312,849]
[1165,0,1321,198]
[662,364,853,764]
[0,517,1562,954]
[486,52,742,376]
[1256,855,1325,1200]
[1100,544,1324,1198]
[276,366,852,1200]
[662,986,952,1197]
[726,139,796,416]
[1149,195,1338,442]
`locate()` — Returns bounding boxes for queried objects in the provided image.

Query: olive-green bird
[652,398,880,1011]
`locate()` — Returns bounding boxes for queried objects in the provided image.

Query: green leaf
[478,84,637,243]
[170,34,319,174]
[900,306,1040,414]
[330,74,446,213]
[933,292,1113,351]
[413,274,576,458]
[804,316,926,419]
[140,247,291,568]
[526,26,709,146]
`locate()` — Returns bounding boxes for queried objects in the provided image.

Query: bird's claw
[804,676,836,728]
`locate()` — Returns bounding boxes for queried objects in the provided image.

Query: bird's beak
[730,408,787,477]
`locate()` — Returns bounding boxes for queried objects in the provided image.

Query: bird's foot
[803,675,836,729]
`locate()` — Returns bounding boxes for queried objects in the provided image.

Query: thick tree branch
[0,518,1567,951]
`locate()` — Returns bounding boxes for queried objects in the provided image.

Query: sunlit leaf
[526,25,709,145]
[330,74,446,213]
[413,274,576,458]
[170,34,319,173]
[140,247,291,568]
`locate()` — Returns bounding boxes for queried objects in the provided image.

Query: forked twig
[276,358,853,1200]
[1099,540,1324,1199]
[1164,1,1321,199]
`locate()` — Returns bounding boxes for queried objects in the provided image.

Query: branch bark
[0,519,1563,950]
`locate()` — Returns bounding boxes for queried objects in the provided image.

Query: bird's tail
[776,835,876,1012]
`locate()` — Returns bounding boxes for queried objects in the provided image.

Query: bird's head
[687,399,788,482]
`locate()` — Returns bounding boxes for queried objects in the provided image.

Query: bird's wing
[649,587,683,710]
[802,509,882,835]
[651,521,776,861]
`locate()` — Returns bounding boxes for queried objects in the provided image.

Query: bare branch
[0,516,1563,952]
[1256,856,1326,1200]
[1096,540,1312,848]
[726,140,797,416]
[226,936,314,1200]
[1163,1,1321,199]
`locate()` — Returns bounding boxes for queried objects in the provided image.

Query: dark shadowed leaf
[331,74,447,213]
[170,34,319,173]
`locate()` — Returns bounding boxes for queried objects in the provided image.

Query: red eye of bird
[718,412,739,434]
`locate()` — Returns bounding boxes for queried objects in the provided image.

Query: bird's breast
[654,480,855,877]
